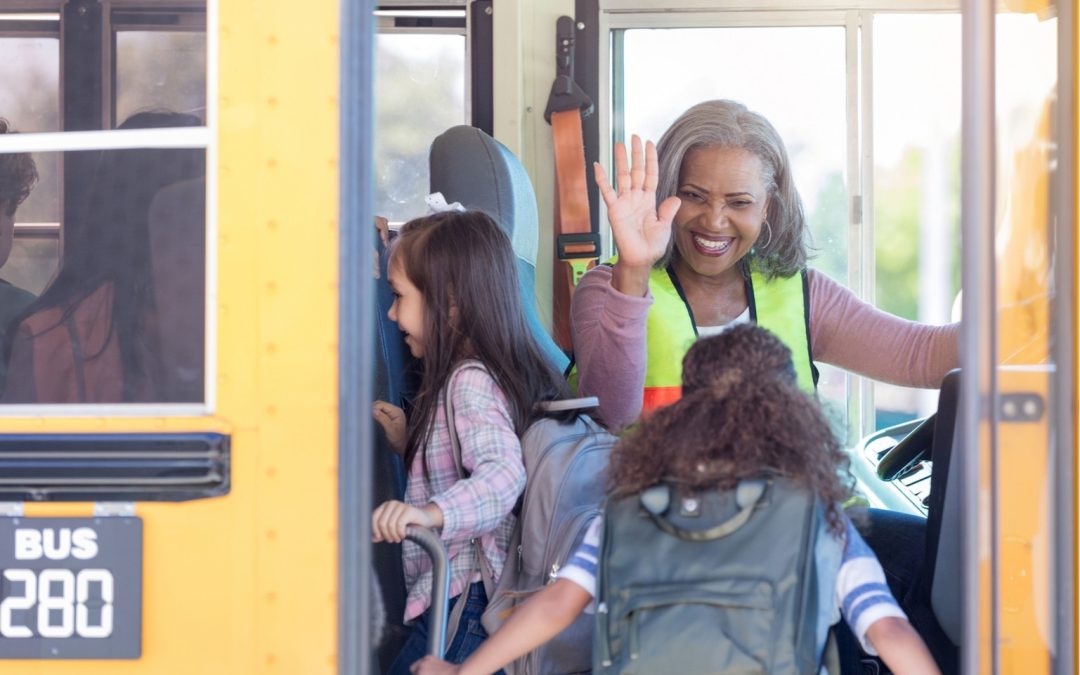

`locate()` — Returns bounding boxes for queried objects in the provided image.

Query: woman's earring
[757,220,773,251]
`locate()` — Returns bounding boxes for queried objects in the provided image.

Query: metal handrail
[404,526,451,660]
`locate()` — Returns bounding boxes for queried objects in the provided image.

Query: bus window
[609,8,1058,444]
[871,11,1056,431]
[375,13,467,222]
[0,13,62,303]
[0,16,60,135]
[0,144,206,406]
[0,1,209,410]
[871,14,962,430]
[115,30,207,126]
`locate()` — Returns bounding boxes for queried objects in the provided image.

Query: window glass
[1,2,208,407]
[869,12,1057,430]
[0,32,63,299]
[115,31,207,125]
[375,32,466,222]
[0,145,206,405]
[3,233,58,297]
[0,34,60,134]
[871,14,962,429]
[619,26,849,429]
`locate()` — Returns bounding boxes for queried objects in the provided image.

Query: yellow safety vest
[642,264,817,411]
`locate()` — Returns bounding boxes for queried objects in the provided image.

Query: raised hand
[594,135,681,275]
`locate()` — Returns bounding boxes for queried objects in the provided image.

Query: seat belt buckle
[567,259,593,287]
[556,233,600,287]
[556,232,600,260]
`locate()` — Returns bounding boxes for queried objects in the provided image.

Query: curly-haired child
[412,323,940,675]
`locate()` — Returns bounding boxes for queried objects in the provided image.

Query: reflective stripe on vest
[643,264,816,412]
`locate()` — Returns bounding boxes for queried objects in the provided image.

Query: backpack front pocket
[614,579,775,674]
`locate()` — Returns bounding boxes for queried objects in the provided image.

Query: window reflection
[0,120,40,391]
[2,113,206,404]
[115,31,207,126]
[0,36,60,134]
[375,32,466,221]
[0,5,208,408]
[0,34,62,301]
[3,235,58,297]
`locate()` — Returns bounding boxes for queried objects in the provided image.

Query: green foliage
[872,142,961,322]
[874,149,923,320]
[807,140,961,326]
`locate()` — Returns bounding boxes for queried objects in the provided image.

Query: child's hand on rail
[372,501,442,543]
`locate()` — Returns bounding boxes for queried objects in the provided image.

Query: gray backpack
[444,363,615,674]
[595,477,834,675]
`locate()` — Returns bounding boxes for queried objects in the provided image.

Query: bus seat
[147,177,206,402]
[428,125,570,373]
[372,230,412,670]
[928,369,962,644]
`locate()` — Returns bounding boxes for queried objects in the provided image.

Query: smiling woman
[570,98,963,671]
[668,146,768,326]
[572,99,960,431]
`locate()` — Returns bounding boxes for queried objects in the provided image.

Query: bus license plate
[0,517,142,659]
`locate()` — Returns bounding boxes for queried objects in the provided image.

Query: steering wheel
[876,413,937,481]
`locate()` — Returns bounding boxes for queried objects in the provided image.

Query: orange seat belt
[545,15,596,352]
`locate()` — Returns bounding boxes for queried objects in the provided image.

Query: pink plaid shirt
[402,361,526,622]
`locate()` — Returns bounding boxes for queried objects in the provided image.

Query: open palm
[594,135,681,268]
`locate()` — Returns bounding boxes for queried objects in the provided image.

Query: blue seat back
[371,232,412,670]
[429,125,569,373]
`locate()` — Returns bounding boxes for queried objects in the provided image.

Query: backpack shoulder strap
[440,360,498,606]
[442,361,489,479]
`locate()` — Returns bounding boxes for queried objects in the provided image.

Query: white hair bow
[425,192,466,214]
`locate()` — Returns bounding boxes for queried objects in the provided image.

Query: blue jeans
[387,582,504,675]
[840,508,958,674]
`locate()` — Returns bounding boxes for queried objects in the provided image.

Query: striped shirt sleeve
[836,516,908,655]
[557,516,603,599]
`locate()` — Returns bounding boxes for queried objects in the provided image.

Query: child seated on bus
[411,324,941,675]
[0,119,39,392]
[371,208,570,674]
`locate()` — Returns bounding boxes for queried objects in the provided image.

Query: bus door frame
[339,0,376,673]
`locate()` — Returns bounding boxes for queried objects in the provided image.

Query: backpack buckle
[679,497,701,517]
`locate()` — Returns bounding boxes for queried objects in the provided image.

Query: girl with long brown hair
[412,324,939,675]
[371,209,568,674]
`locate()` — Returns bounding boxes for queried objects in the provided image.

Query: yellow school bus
[0,0,1072,673]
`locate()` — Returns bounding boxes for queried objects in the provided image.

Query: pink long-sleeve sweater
[571,265,960,431]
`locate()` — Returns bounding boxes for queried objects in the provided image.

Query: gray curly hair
[655,99,809,278]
